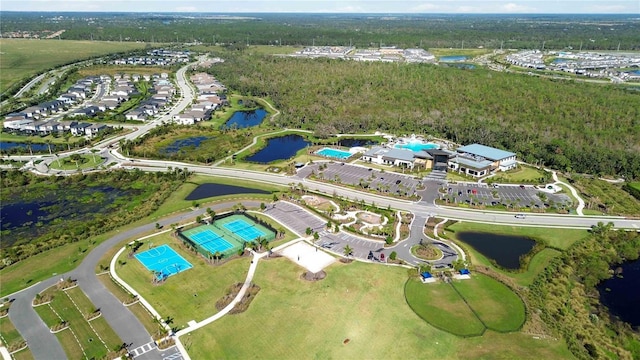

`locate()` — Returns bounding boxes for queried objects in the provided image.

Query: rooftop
[456,144,516,161]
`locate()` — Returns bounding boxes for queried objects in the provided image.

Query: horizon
[1,1,639,14]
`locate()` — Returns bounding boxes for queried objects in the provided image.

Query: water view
[161,136,212,154]
[598,259,640,327]
[223,109,268,129]
[394,141,439,152]
[185,183,271,201]
[456,231,536,270]
[245,134,310,164]
[0,142,50,152]
[439,55,468,62]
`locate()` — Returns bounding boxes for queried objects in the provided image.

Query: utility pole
[542,41,546,51]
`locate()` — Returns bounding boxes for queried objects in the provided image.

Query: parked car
[519,184,526,189]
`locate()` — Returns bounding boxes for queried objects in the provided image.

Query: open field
[452,274,525,332]
[34,286,122,359]
[115,232,250,328]
[0,39,146,94]
[571,177,640,216]
[0,133,85,146]
[489,165,550,184]
[185,259,572,359]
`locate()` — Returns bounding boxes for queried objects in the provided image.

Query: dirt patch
[339,258,353,264]
[356,211,382,225]
[343,338,350,345]
[301,270,327,281]
[215,282,261,314]
[302,195,329,206]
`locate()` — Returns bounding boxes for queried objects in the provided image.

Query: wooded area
[207,53,640,179]
[530,225,640,359]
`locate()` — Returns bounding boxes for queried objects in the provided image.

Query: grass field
[490,165,549,184]
[115,232,250,328]
[0,39,146,94]
[34,286,122,359]
[185,259,572,359]
[405,278,485,336]
[0,133,85,146]
[48,154,104,170]
[452,274,525,332]
[572,177,640,216]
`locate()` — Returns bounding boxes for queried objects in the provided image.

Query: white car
[514,214,526,219]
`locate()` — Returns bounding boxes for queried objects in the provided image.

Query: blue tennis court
[223,219,266,242]
[189,229,235,253]
[135,244,192,280]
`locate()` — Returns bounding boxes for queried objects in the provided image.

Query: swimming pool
[394,142,439,152]
[316,147,352,159]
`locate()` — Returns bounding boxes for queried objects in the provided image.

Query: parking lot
[440,182,572,210]
[298,162,421,197]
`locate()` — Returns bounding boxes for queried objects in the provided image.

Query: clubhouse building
[361,143,517,178]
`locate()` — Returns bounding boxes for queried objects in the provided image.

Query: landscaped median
[32,280,125,359]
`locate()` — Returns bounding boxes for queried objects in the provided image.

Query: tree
[305,227,312,236]
[313,231,320,251]
[260,202,266,211]
[343,245,353,257]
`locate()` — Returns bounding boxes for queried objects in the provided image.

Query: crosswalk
[129,341,157,357]
[424,170,447,181]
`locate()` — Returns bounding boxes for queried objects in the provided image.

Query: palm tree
[343,245,353,257]
[25,139,33,156]
[45,139,53,155]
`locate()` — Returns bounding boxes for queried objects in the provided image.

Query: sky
[1,0,639,14]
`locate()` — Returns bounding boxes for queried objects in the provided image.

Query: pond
[160,136,212,154]
[456,231,536,270]
[0,142,49,152]
[185,183,271,201]
[439,55,468,62]
[222,109,268,129]
[448,63,476,70]
[598,259,640,327]
[245,134,310,164]
[337,138,379,147]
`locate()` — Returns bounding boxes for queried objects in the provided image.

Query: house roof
[456,144,516,161]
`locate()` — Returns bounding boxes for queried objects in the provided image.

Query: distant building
[455,144,517,172]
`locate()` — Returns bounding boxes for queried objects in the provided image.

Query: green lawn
[0,39,146,94]
[446,222,587,250]
[0,133,85,146]
[48,154,104,170]
[405,277,485,337]
[115,233,250,328]
[453,274,525,332]
[490,165,549,184]
[185,259,572,359]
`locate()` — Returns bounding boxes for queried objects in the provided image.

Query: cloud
[501,2,535,12]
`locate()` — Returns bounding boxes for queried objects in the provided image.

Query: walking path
[547,169,585,216]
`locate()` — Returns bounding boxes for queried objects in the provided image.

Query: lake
[185,183,271,201]
[223,109,268,129]
[439,55,468,62]
[598,259,640,327]
[161,136,212,154]
[245,134,310,164]
[456,231,536,270]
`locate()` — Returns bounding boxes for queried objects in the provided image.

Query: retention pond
[456,231,536,270]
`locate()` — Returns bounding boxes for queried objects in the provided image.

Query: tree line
[207,52,640,179]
